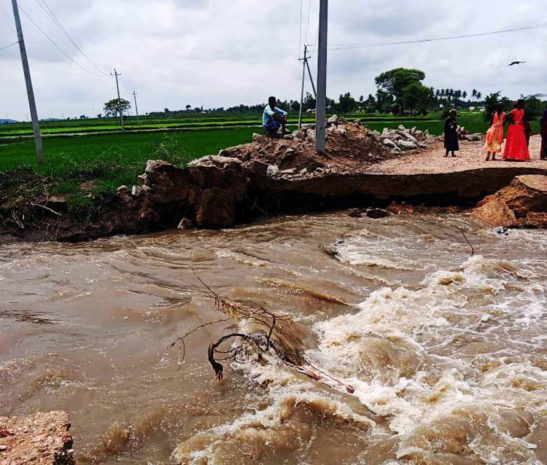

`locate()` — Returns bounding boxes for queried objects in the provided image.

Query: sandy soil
[369,135,545,174]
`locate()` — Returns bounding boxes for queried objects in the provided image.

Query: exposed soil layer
[1,121,546,242]
[472,175,547,228]
[0,411,74,465]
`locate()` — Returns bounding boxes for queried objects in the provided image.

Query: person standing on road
[263,96,288,137]
[484,104,505,161]
[444,109,459,157]
[503,100,530,161]
[523,115,532,147]
[541,109,547,160]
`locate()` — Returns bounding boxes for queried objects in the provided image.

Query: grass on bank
[0,128,258,206]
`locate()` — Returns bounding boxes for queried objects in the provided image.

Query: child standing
[444,110,459,157]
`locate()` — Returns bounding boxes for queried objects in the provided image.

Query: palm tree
[476,92,482,101]
[472,89,477,100]
[463,90,467,100]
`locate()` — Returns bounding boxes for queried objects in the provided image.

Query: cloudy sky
[1,0,546,120]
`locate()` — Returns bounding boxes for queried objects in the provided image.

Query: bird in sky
[508,61,526,66]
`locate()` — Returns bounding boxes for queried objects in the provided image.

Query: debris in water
[172,273,356,395]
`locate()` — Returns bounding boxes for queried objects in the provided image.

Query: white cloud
[0,0,545,120]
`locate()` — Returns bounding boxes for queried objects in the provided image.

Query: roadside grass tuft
[66,192,94,222]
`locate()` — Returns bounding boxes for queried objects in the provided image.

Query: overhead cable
[18,3,106,78]
[307,24,547,51]
[33,0,109,75]
[0,41,19,52]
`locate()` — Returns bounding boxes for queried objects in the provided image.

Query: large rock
[0,411,75,465]
[472,175,547,228]
[397,139,418,151]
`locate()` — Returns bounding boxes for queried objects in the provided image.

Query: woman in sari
[503,100,530,161]
[484,103,505,161]
[541,109,547,160]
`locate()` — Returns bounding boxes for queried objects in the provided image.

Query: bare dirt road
[369,135,545,174]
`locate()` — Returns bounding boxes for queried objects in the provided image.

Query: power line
[0,40,19,52]
[17,3,105,78]
[298,0,303,56]
[303,0,313,44]
[33,0,109,75]
[312,24,547,51]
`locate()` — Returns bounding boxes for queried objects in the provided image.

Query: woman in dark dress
[444,109,459,157]
[541,109,547,160]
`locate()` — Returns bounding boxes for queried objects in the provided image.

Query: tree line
[101,67,545,122]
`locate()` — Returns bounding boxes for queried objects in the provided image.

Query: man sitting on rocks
[263,96,288,137]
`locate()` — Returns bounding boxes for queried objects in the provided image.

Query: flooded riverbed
[1,213,545,464]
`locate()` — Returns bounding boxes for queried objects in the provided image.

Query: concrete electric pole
[112,69,121,99]
[298,45,309,129]
[132,90,139,124]
[315,0,328,154]
[11,0,44,164]
[298,45,318,129]
[111,69,124,130]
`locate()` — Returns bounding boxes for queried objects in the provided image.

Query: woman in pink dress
[484,104,505,161]
[503,100,530,162]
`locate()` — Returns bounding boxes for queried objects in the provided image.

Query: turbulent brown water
[1,213,545,465]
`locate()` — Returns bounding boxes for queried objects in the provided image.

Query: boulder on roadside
[472,175,547,228]
[382,138,397,148]
[397,139,418,151]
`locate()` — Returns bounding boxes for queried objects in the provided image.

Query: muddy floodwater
[1,213,545,464]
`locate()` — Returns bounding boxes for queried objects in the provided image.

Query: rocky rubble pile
[228,115,397,174]
[457,126,483,141]
[0,411,75,465]
[379,124,433,153]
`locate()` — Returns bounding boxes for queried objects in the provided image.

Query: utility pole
[298,45,318,129]
[298,45,309,129]
[305,59,317,98]
[11,0,44,164]
[111,69,124,130]
[132,90,140,124]
[112,69,121,99]
[315,0,328,154]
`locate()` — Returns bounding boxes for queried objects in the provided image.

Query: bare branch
[30,203,62,217]
[458,227,475,256]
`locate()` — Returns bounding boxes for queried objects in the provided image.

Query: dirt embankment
[1,119,546,242]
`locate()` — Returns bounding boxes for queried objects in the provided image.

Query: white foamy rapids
[307,255,546,463]
[335,237,421,270]
[173,253,545,464]
[173,354,376,464]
